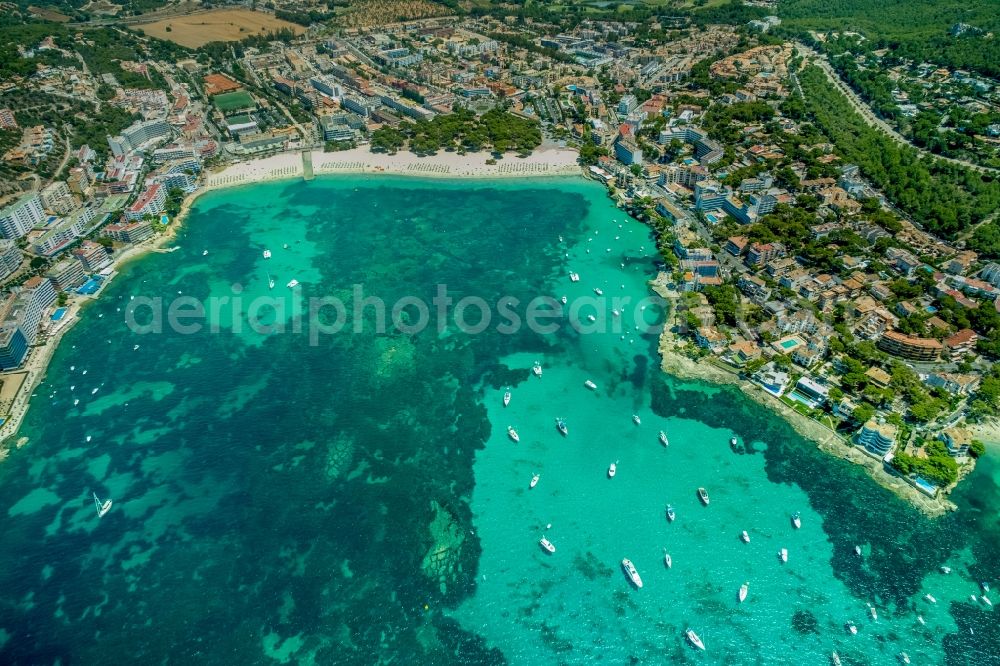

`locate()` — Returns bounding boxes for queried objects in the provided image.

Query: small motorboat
[503,391,511,407]
[983,596,993,608]
[202,249,208,256]
[970,594,978,602]
[529,474,539,489]
[792,512,802,529]
[981,581,991,593]
[608,462,617,478]
[632,414,641,425]
[779,548,788,563]
[741,530,750,544]
[738,581,749,603]
[846,620,857,635]
[287,279,300,288]
[263,249,271,259]
[940,566,951,574]
[73,399,79,406]
[556,418,568,436]
[86,435,92,443]
[925,594,937,604]
[697,487,710,506]
[282,243,289,249]
[586,315,596,322]
[539,537,555,554]
[898,653,911,665]
[868,602,878,621]
[532,362,542,377]
[569,272,580,282]
[622,558,643,588]
[730,436,738,447]
[133,344,140,351]
[663,550,672,569]
[91,388,99,395]
[832,652,842,666]
[611,309,620,317]
[593,287,603,296]
[855,545,862,557]
[917,615,925,626]
[584,380,597,390]
[659,431,669,447]
[666,505,676,522]
[685,628,705,651]
[507,426,519,443]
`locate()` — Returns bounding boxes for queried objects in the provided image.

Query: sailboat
[93,491,112,518]
[266,272,275,290]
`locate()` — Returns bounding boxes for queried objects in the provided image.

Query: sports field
[213,90,256,114]
[137,9,304,48]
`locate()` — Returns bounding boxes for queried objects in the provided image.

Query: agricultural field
[137,9,304,48]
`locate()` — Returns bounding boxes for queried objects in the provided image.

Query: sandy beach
[651,275,957,517]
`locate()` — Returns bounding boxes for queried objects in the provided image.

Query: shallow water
[0,176,997,665]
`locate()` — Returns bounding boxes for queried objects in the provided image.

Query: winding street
[794,42,1000,177]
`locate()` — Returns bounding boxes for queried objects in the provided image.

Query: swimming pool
[51,307,67,321]
[76,277,103,295]
[779,339,798,349]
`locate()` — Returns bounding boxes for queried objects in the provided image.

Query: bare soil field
[137,9,304,48]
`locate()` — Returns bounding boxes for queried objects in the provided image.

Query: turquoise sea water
[0,175,998,664]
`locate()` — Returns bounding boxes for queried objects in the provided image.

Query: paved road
[795,42,999,177]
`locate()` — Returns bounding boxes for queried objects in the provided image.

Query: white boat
[632,414,641,425]
[666,505,676,522]
[981,581,991,593]
[532,362,542,377]
[868,602,878,621]
[267,272,275,290]
[608,462,617,478]
[846,621,857,635]
[70,365,75,371]
[133,344,140,351]
[507,426,519,443]
[741,530,750,544]
[560,295,567,304]
[283,243,289,249]
[93,491,112,518]
[263,249,272,259]
[539,537,555,554]
[584,380,597,390]
[730,436,738,447]
[556,418,568,436]
[940,566,951,574]
[287,279,300,288]
[779,548,788,563]
[925,594,937,603]
[664,550,672,569]
[658,430,669,446]
[698,487,710,505]
[569,272,580,282]
[611,309,620,317]
[917,615,925,625]
[855,545,863,557]
[70,385,75,391]
[529,474,539,489]
[685,628,705,651]
[898,653,911,665]
[792,512,802,529]
[503,391,511,407]
[593,287,603,296]
[739,581,749,603]
[832,652,842,666]
[85,435,92,443]
[82,370,87,375]
[586,315,596,322]
[202,250,208,256]
[73,399,79,406]
[621,558,642,588]
[983,596,993,607]
[91,388,99,395]
[970,594,978,602]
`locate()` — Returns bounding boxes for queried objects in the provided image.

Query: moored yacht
[666,505,676,522]
[93,491,112,518]
[981,581,991,593]
[983,596,993,607]
[792,512,802,529]
[287,279,300,288]
[898,652,911,664]
[697,487,710,505]
[868,602,878,621]
[663,550,672,569]
[831,652,842,666]
[608,461,617,478]
[262,249,271,259]
[730,436,738,447]
[532,362,542,377]
[739,581,749,603]
[530,474,539,489]
[925,593,937,603]
[855,545,863,557]
[560,295,567,305]
[503,391,511,407]
[632,414,641,425]
[779,548,788,563]
[741,530,750,544]
[539,537,555,554]
[593,287,603,296]
[621,558,642,588]
[507,426,520,443]
[685,628,705,651]
[584,380,597,390]
[846,620,857,635]
[569,272,580,282]
[659,431,669,447]
[556,418,568,436]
